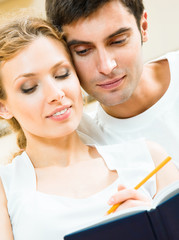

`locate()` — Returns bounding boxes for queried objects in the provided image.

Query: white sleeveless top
[0,139,156,240]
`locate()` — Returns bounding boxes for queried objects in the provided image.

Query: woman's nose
[45,81,65,104]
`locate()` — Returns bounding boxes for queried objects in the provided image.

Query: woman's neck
[25,131,89,168]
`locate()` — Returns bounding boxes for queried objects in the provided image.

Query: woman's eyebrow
[14,73,36,82]
[13,61,65,82]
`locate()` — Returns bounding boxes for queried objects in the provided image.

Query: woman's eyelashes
[21,85,38,94]
[55,69,70,79]
[20,69,71,94]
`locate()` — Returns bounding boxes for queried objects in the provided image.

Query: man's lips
[96,75,126,89]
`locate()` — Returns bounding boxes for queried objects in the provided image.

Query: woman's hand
[108,184,152,212]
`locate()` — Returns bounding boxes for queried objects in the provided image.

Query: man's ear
[0,101,13,119]
[140,11,148,42]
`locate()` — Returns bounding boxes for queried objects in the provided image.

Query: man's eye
[21,85,37,94]
[55,70,70,79]
[74,48,91,56]
[111,39,126,45]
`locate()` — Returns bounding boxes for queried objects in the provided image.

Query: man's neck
[101,59,170,119]
[101,91,151,119]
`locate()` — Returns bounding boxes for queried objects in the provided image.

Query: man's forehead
[62,1,136,40]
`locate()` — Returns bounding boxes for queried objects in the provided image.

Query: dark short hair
[46,0,144,31]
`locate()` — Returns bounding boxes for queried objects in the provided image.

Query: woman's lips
[46,106,72,121]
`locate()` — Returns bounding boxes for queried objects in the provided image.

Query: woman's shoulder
[0,152,28,195]
[0,152,25,175]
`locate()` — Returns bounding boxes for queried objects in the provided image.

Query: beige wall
[0,0,45,18]
[143,0,179,61]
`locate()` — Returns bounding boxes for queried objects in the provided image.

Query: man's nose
[97,49,117,75]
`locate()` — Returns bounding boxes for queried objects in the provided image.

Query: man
[46,0,179,168]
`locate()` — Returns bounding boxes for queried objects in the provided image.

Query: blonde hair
[0,17,69,156]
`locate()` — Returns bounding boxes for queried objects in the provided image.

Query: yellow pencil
[106,156,172,215]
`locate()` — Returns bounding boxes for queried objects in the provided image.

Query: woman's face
[0,36,83,139]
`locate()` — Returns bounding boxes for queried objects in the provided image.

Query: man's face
[63,0,148,106]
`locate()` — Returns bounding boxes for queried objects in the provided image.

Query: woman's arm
[146,141,179,194]
[0,178,14,240]
[107,141,179,212]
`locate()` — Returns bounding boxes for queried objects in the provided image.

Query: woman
[0,17,178,240]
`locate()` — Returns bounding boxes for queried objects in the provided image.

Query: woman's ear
[140,11,148,43]
[0,101,13,119]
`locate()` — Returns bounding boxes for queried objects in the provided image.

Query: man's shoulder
[148,50,179,65]
[144,50,179,86]
[77,111,107,144]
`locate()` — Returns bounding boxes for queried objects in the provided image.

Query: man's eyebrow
[67,40,91,48]
[107,27,131,39]
[67,27,131,47]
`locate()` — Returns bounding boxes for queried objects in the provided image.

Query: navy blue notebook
[64,181,179,240]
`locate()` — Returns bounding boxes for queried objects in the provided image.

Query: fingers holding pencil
[106,156,172,215]
[107,184,152,213]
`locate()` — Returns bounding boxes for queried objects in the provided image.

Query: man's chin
[97,96,129,107]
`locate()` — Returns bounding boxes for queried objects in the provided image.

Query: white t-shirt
[78,51,179,168]
[0,140,156,240]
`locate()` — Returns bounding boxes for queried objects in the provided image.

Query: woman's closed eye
[55,69,70,80]
[20,68,71,94]
[21,85,38,94]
